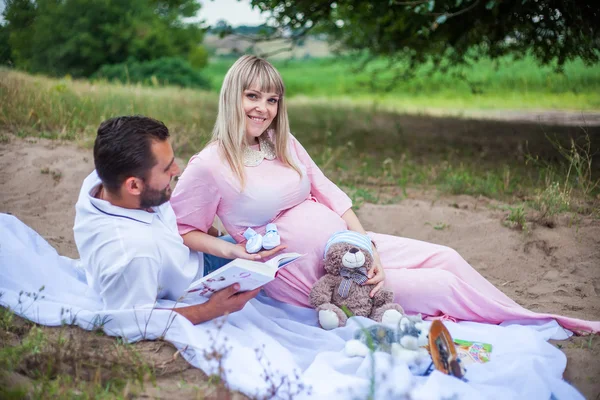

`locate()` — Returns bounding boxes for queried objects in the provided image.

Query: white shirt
[73,171,203,310]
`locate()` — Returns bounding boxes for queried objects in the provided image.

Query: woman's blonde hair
[211,55,301,188]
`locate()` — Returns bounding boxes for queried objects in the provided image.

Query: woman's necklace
[242,132,277,167]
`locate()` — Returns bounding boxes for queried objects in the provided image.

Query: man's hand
[228,243,288,261]
[173,283,261,324]
[364,249,385,298]
[206,283,261,318]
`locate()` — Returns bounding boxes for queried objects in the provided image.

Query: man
[74,116,280,324]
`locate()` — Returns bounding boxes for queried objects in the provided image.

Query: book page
[265,252,303,270]
[186,265,274,299]
[186,253,304,299]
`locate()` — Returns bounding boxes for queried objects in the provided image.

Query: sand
[1,135,599,398]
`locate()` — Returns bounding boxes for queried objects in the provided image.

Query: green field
[1,69,599,211]
[202,55,600,111]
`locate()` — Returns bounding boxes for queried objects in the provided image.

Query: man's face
[139,140,180,209]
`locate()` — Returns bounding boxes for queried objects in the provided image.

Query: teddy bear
[345,314,431,368]
[309,230,405,330]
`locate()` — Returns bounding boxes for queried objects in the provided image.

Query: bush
[188,46,209,69]
[93,57,210,89]
[532,182,571,217]
[0,24,12,66]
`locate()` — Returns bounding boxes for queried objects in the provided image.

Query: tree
[2,0,37,69]
[2,0,204,77]
[0,24,12,66]
[93,57,210,89]
[188,45,209,69]
[249,0,600,78]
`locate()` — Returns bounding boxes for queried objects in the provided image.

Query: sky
[0,1,268,27]
[198,0,268,27]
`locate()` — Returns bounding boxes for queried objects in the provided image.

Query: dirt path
[1,135,599,398]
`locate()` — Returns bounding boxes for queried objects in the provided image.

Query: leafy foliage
[188,45,210,69]
[93,57,210,89]
[1,0,204,77]
[250,0,600,86]
[209,20,277,37]
[1,0,37,70]
[0,24,11,66]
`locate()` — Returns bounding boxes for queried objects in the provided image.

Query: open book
[185,252,303,299]
[454,339,492,366]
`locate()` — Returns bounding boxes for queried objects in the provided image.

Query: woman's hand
[364,248,385,298]
[227,243,288,261]
[339,209,386,297]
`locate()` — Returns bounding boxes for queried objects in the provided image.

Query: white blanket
[0,214,583,399]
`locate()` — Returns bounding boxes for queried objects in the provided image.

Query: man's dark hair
[93,116,170,193]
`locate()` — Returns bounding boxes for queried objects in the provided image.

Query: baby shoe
[262,223,281,250]
[243,227,263,254]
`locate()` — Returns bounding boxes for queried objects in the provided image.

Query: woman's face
[242,86,279,144]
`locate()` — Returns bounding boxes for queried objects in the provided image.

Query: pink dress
[171,134,600,334]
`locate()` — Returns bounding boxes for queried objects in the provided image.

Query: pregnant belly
[265,199,349,306]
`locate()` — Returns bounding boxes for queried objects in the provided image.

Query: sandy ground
[1,135,599,399]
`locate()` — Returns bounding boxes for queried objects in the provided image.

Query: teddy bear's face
[324,243,374,275]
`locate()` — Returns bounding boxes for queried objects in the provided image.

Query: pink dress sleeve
[170,151,221,235]
[289,134,352,216]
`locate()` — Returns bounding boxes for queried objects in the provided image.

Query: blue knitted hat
[324,230,373,256]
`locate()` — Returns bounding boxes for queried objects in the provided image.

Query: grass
[202,55,600,111]
[425,222,450,231]
[1,68,599,214]
[0,305,254,399]
[0,306,154,399]
[347,186,381,211]
[40,167,63,183]
[531,182,571,219]
[502,204,529,233]
[0,298,304,399]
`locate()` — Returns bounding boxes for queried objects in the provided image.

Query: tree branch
[428,0,480,18]
[258,44,296,59]
[392,0,430,5]
[447,0,480,17]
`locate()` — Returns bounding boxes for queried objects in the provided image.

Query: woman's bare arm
[182,229,287,261]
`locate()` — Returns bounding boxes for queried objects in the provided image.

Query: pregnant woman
[170,55,599,334]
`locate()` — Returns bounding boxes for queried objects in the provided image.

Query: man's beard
[139,184,171,209]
